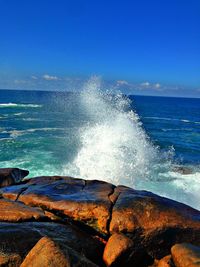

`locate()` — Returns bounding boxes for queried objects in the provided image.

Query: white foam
[65,77,158,185]
[2,128,66,138]
[14,113,25,116]
[0,103,42,108]
[22,118,41,121]
[144,117,179,121]
[63,77,200,210]
[181,119,190,123]
[145,116,199,125]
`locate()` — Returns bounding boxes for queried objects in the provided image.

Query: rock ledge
[0,168,200,267]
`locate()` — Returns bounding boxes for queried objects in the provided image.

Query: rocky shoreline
[0,168,200,267]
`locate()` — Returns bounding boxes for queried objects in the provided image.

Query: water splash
[63,77,200,210]
[65,76,160,185]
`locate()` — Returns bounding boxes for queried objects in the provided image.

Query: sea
[0,78,200,210]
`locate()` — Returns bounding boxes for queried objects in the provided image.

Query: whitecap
[7,127,66,138]
[0,103,42,108]
[181,119,190,123]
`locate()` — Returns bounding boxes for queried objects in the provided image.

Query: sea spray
[64,78,200,210]
[65,76,159,185]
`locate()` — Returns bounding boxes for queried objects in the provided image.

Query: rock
[0,222,104,265]
[0,168,29,188]
[171,243,200,267]
[0,198,46,222]
[1,176,115,235]
[20,236,98,267]
[173,166,193,175]
[157,255,173,267]
[0,252,22,267]
[109,186,200,259]
[103,233,134,266]
[103,233,153,267]
[1,174,200,266]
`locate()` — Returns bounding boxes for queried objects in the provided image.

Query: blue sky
[0,0,200,97]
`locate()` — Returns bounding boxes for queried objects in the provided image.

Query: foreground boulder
[171,243,200,267]
[103,233,134,266]
[20,237,98,267]
[109,185,200,260]
[0,170,200,266]
[0,176,115,235]
[0,168,29,187]
[0,222,104,266]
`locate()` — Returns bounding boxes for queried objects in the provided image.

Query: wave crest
[65,76,159,185]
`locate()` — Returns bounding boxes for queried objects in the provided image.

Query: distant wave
[0,103,42,108]
[14,112,25,116]
[144,117,178,121]
[22,118,42,121]
[144,116,200,124]
[161,128,193,132]
[1,128,66,138]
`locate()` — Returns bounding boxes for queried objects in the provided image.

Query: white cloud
[140,81,162,90]
[42,74,59,81]
[140,81,150,87]
[31,75,38,80]
[154,83,161,89]
[116,80,129,86]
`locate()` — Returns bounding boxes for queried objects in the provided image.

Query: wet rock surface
[110,186,200,259]
[0,252,22,267]
[0,168,200,267]
[171,243,200,267]
[0,198,46,221]
[0,168,29,188]
[1,176,114,235]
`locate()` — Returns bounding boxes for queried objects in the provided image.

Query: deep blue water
[131,95,200,164]
[1,90,199,165]
[0,89,200,209]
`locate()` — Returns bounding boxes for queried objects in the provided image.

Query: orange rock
[1,175,200,266]
[157,255,173,267]
[0,168,29,188]
[0,222,104,266]
[0,199,46,221]
[1,176,115,235]
[20,237,98,267]
[103,233,134,266]
[171,243,200,267]
[109,186,200,258]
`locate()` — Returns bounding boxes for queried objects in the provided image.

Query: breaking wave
[65,77,172,185]
[64,77,200,210]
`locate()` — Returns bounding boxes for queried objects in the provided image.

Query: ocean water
[0,78,200,209]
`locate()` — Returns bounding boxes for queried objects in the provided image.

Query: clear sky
[0,0,200,97]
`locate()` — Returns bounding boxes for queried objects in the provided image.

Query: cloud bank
[0,74,199,98]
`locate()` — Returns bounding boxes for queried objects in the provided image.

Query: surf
[64,76,200,210]
[66,77,164,184]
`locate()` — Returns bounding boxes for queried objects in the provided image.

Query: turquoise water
[0,78,200,209]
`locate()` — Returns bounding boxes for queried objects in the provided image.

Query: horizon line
[0,88,199,100]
